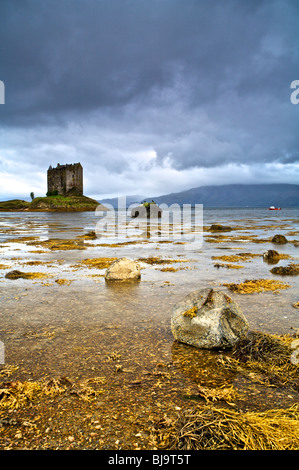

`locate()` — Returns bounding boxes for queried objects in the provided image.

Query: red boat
[268,206,281,210]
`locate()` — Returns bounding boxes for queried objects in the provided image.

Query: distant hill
[99,195,144,208]
[99,184,299,208]
[148,184,299,208]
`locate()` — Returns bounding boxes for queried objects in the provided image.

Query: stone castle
[47,163,83,196]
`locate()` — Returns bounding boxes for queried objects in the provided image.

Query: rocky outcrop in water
[263,250,280,263]
[0,196,107,212]
[271,234,288,244]
[270,263,299,276]
[5,270,32,279]
[131,202,162,219]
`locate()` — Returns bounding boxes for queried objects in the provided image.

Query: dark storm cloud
[1,0,297,116]
[0,0,298,198]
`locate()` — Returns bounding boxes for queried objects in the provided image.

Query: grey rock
[105,258,141,281]
[171,288,248,349]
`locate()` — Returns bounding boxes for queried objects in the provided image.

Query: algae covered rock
[262,250,280,263]
[171,288,248,349]
[105,258,141,281]
[270,263,299,276]
[4,270,47,280]
[5,270,31,279]
[271,234,288,244]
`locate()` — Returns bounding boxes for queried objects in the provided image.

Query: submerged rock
[171,288,248,350]
[271,234,288,244]
[105,258,141,281]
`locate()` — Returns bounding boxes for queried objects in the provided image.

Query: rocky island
[0,195,107,212]
[0,162,108,212]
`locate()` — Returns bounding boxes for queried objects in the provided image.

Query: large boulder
[171,288,248,350]
[105,258,141,281]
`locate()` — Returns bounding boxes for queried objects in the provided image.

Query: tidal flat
[0,207,298,450]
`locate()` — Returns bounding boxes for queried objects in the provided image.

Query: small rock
[271,234,288,244]
[105,258,141,281]
[262,250,280,263]
[171,288,248,350]
[82,230,97,239]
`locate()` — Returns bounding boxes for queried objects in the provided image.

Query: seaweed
[153,404,299,450]
[72,257,118,270]
[0,376,105,409]
[137,257,188,265]
[270,263,299,276]
[5,270,49,280]
[224,278,290,293]
[219,331,299,391]
[183,307,197,318]
[214,263,244,269]
[212,254,260,263]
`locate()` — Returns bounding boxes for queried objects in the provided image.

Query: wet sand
[0,208,298,449]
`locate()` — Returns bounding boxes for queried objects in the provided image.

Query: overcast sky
[0,0,298,200]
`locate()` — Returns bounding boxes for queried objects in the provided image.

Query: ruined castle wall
[65,164,83,195]
[47,163,83,196]
[47,166,66,195]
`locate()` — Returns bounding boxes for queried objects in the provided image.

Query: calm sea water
[0,207,298,336]
[0,207,298,411]
[0,206,298,243]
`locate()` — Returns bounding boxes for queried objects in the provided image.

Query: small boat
[268,206,281,210]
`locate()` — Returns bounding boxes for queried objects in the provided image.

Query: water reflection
[104,278,141,292]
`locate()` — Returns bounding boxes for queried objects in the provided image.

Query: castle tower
[47,163,83,196]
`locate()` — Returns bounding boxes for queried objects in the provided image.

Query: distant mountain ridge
[99,184,299,208]
[150,184,299,207]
